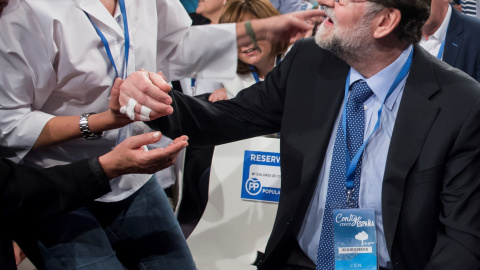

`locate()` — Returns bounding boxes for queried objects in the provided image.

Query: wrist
[88,111,132,133]
[245,20,263,53]
[98,153,120,179]
[79,113,102,140]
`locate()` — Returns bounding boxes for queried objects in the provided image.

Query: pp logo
[245,178,262,195]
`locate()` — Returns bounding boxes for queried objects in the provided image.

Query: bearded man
[125,0,480,269]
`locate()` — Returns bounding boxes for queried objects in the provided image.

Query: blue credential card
[333,208,377,270]
[241,150,281,203]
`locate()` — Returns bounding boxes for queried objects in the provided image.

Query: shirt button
[364,105,368,110]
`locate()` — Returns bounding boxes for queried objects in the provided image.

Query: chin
[315,24,333,50]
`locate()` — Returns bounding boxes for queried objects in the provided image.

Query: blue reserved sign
[241,150,281,203]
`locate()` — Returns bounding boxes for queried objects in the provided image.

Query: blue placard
[241,150,281,203]
[333,208,377,270]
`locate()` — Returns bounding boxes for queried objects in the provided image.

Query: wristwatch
[79,113,102,140]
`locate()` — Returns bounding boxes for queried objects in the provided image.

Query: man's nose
[317,0,335,8]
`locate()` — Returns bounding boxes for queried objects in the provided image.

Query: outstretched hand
[99,132,188,179]
[265,9,326,43]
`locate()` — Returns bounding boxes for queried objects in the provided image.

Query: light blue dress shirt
[297,45,414,269]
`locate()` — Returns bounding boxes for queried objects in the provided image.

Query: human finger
[149,71,172,93]
[292,9,325,22]
[119,78,173,118]
[123,131,163,150]
[120,71,172,106]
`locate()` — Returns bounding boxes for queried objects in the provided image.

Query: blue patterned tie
[316,80,373,270]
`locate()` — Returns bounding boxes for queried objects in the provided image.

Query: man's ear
[373,8,401,39]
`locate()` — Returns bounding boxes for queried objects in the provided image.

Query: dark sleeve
[426,98,480,269]
[0,157,111,224]
[146,39,304,146]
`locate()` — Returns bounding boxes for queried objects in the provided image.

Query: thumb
[109,78,123,110]
[126,132,163,149]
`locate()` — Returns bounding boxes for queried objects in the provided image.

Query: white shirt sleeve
[0,4,56,162]
[155,0,237,81]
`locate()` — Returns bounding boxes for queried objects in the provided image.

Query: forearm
[33,108,131,148]
[235,20,267,48]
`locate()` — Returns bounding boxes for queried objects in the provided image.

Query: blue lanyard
[191,78,197,96]
[249,54,282,83]
[436,38,446,59]
[85,0,130,79]
[436,22,449,59]
[341,49,413,191]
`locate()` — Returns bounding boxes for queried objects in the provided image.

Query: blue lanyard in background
[341,49,413,191]
[437,38,446,59]
[191,78,197,96]
[249,54,282,83]
[436,22,449,59]
[85,0,130,79]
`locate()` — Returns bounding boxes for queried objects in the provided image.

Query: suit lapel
[443,8,464,67]
[382,46,441,253]
[302,55,348,185]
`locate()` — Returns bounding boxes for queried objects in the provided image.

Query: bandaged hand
[119,70,173,121]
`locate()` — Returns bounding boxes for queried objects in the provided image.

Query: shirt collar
[349,44,413,110]
[428,5,452,42]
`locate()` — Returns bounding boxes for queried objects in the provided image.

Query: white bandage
[119,98,137,121]
[140,105,151,121]
[119,98,152,121]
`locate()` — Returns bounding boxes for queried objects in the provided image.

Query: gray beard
[316,31,363,64]
[314,10,377,65]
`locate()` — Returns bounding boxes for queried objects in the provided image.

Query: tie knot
[349,80,373,105]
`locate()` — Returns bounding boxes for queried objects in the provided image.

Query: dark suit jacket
[149,39,480,269]
[0,158,111,269]
[444,7,480,82]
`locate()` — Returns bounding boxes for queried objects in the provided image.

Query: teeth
[244,48,255,53]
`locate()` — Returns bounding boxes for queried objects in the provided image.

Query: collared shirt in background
[419,5,452,59]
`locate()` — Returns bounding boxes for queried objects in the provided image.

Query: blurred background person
[420,0,480,82]
[269,0,302,13]
[213,0,292,100]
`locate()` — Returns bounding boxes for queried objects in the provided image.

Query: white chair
[187,137,280,270]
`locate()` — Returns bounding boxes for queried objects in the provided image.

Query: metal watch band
[79,113,102,140]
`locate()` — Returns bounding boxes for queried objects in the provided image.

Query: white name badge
[241,150,281,203]
[333,208,377,270]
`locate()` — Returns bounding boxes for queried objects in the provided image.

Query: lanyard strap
[85,0,130,79]
[341,49,413,190]
[436,38,446,59]
[436,22,450,59]
[249,54,282,83]
[191,78,197,96]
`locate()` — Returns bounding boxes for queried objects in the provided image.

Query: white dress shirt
[297,45,413,269]
[223,73,259,99]
[0,0,237,202]
[419,5,452,59]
